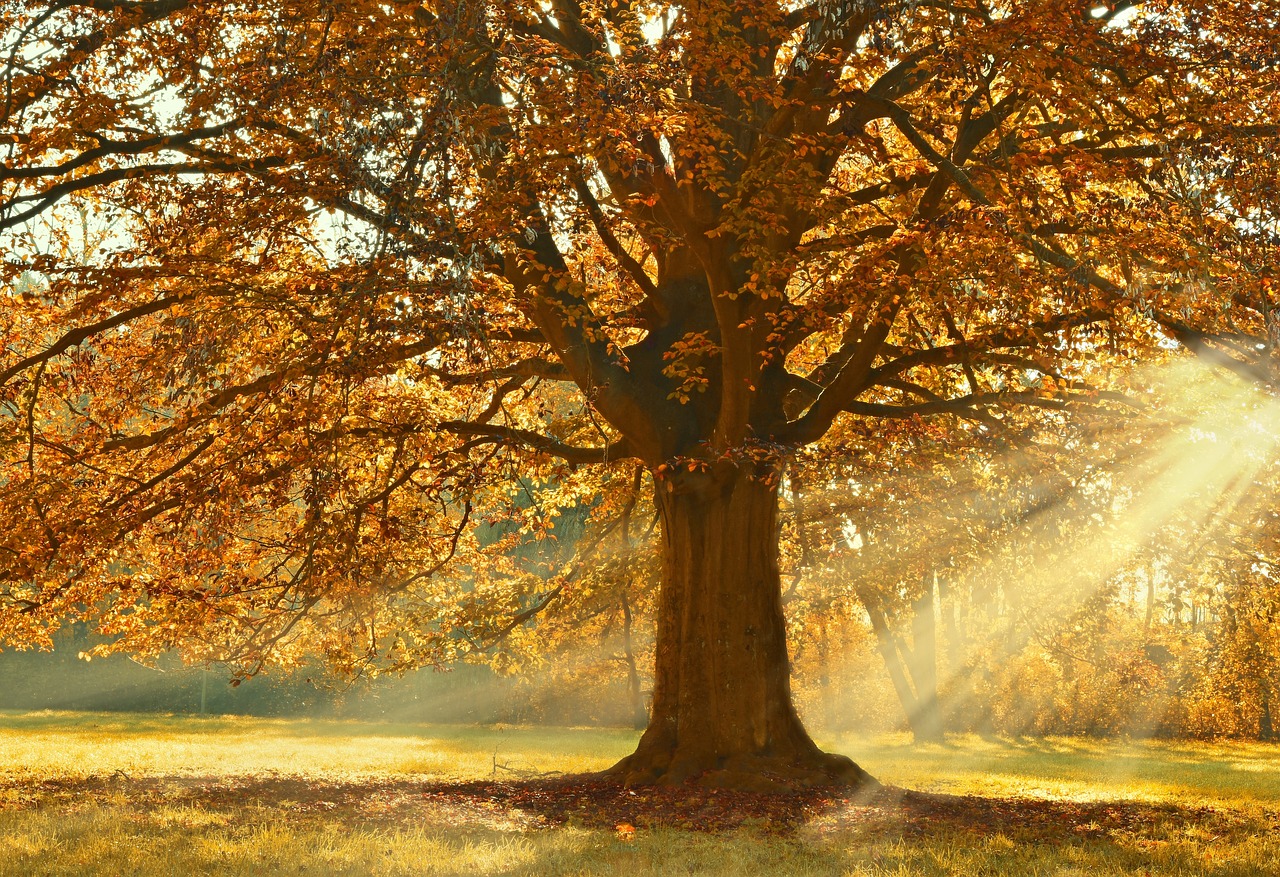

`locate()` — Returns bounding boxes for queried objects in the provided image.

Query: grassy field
[1,711,1277,876]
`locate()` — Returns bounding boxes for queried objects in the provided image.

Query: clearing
[1,711,1277,876]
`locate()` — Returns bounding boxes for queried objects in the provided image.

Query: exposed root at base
[603,749,880,795]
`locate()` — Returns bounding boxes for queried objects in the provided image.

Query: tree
[1,1,1276,788]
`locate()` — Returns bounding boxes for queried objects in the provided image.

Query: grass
[839,731,1280,807]
[1,710,1277,876]
[0,710,637,782]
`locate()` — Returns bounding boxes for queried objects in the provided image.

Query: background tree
[1,1,1277,788]
[780,361,1280,742]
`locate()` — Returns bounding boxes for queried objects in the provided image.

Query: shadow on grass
[4,771,1271,841]
[416,777,1268,840]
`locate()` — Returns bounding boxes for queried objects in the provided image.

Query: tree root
[603,748,880,794]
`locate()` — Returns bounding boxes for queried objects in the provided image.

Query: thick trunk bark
[606,465,874,791]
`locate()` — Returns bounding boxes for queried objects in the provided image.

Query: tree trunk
[606,465,874,791]
[1144,571,1155,631]
[817,616,836,732]
[937,572,962,666]
[620,591,648,731]
[908,573,945,743]
[858,581,944,744]
[618,467,650,731]
[862,593,923,732]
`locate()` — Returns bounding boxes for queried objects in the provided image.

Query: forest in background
[7,363,1277,744]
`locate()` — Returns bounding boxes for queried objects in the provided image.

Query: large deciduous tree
[1,1,1276,788]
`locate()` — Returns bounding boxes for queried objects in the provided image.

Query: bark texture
[607,465,875,791]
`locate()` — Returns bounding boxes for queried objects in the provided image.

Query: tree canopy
[1,0,1277,787]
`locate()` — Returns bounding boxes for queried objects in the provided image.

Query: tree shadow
[416,775,1269,841]
[4,771,1272,842]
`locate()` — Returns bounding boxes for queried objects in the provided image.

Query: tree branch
[783,294,903,444]
[0,292,195,389]
[438,420,637,464]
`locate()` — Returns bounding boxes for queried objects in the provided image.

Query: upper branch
[438,420,636,464]
[781,293,904,444]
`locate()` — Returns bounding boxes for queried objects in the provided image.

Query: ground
[1,712,1277,876]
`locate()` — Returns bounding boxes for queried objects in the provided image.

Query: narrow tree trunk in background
[861,580,944,744]
[1145,572,1155,631]
[937,573,962,666]
[862,596,923,735]
[909,572,945,743]
[817,616,835,731]
[608,465,874,791]
[617,466,649,731]
[620,591,648,730]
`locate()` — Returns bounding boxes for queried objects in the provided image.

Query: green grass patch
[1,711,1277,876]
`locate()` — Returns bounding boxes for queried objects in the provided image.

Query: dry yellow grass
[1,711,1277,876]
[832,730,1280,808]
[0,710,635,782]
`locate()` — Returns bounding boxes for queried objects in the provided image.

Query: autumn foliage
[1,1,1277,786]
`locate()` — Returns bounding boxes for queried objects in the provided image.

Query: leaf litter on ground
[3,771,1272,843]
